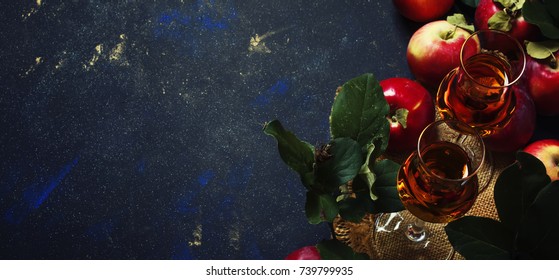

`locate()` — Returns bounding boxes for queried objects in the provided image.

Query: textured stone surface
[4,1,554,260]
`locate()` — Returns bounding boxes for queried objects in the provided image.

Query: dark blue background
[0,1,556,259]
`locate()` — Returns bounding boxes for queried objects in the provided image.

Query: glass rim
[459,29,527,89]
[416,119,486,183]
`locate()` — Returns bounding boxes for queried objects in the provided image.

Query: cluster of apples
[284,0,559,259]
[400,0,558,115]
[394,0,558,180]
[379,0,559,157]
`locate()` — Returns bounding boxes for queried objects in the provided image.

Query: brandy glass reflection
[436,29,526,137]
[374,120,485,259]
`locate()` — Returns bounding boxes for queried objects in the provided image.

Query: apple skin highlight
[380,77,435,153]
[524,139,559,182]
[407,20,479,89]
[525,51,559,117]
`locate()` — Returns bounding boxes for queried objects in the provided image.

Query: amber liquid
[437,53,516,136]
[397,141,478,223]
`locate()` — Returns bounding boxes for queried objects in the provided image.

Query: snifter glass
[373,119,485,259]
[436,29,526,137]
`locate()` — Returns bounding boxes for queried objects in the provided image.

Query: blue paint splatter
[4,156,79,225]
[252,79,290,107]
[245,240,264,259]
[200,14,228,30]
[153,2,237,42]
[171,243,194,260]
[197,170,214,187]
[175,170,216,215]
[252,94,271,107]
[25,157,78,209]
[269,80,289,96]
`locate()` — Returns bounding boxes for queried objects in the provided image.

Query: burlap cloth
[333,151,515,260]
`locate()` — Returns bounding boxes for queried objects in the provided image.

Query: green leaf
[305,191,339,224]
[525,40,559,59]
[371,159,404,214]
[445,216,513,260]
[263,120,315,188]
[523,0,559,39]
[393,108,409,129]
[516,181,559,259]
[459,0,480,8]
[488,10,512,32]
[494,152,552,232]
[315,138,363,191]
[447,13,475,33]
[330,73,390,152]
[359,143,377,200]
[512,0,525,11]
[316,239,369,260]
[494,0,524,11]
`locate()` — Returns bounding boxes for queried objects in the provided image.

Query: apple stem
[503,8,517,18]
[444,26,458,40]
[549,50,557,69]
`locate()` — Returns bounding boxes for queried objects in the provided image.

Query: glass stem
[406,218,427,242]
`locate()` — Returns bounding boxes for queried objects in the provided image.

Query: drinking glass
[436,29,526,137]
[436,29,526,192]
[373,119,485,259]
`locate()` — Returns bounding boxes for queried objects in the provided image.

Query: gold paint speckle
[84,44,103,70]
[55,60,64,70]
[229,227,241,251]
[95,44,103,54]
[249,34,271,54]
[248,26,293,54]
[23,56,43,76]
[83,35,129,70]
[188,224,203,247]
[54,51,68,70]
[109,34,129,66]
[22,0,43,20]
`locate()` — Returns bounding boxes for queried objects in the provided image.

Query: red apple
[483,85,536,153]
[474,0,541,44]
[393,0,455,23]
[285,246,321,260]
[525,51,559,116]
[407,20,479,89]
[380,77,436,153]
[524,139,559,181]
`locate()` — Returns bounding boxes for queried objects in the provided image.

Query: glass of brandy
[436,29,526,137]
[373,119,485,259]
[436,29,526,194]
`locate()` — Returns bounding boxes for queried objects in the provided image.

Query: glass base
[372,211,455,260]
